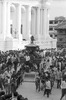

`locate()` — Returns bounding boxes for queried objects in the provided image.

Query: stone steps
[23,72,35,82]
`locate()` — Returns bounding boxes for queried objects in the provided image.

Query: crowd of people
[35,49,66,99]
[0,50,29,100]
[0,48,45,100]
[0,48,66,99]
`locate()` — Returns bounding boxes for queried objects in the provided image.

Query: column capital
[39,0,50,9]
[24,5,32,11]
[39,0,48,4]
[32,6,38,9]
[16,3,22,9]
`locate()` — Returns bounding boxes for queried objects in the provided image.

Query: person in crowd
[10,65,15,76]
[11,71,16,80]
[44,78,51,98]
[0,74,3,90]
[4,69,11,94]
[4,93,12,99]
[4,75,11,94]
[60,76,66,100]
[13,55,19,72]
[0,91,5,97]
[20,68,24,85]
[35,73,40,92]
[39,58,44,74]
[50,69,55,91]
[24,98,28,100]
[25,53,30,69]
[17,95,24,100]
[13,91,18,100]
[62,66,66,77]
[6,55,12,67]
[11,77,16,95]
[56,68,62,88]
[40,70,46,86]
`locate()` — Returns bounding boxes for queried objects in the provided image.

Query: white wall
[0,3,2,34]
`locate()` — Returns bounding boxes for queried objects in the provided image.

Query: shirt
[61,81,66,89]
[25,56,30,61]
[46,81,51,89]
[8,78,10,83]
[56,70,62,80]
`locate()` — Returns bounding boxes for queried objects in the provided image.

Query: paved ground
[16,71,65,100]
[17,82,66,100]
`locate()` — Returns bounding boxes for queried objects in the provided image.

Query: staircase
[23,72,35,83]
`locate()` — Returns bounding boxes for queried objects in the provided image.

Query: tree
[55,16,66,22]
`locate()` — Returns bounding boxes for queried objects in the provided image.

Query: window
[49,27,53,31]
[53,34,57,39]
[54,21,58,24]
[50,34,52,37]
[55,35,57,37]
[49,20,53,24]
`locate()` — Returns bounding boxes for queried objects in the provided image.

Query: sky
[49,0,66,20]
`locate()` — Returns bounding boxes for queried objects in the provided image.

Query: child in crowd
[35,73,40,92]
[44,78,51,97]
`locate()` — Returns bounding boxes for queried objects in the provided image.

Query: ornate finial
[30,36,34,44]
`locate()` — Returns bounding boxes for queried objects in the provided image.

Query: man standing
[25,53,30,70]
[35,73,40,92]
[44,78,51,98]
[56,68,62,88]
[60,77,66,100]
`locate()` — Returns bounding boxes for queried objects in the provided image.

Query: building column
[31,7,40,41]
[25,6,31,40]
[0,1,7,51]
[46,8,50,38]
[39,0,50,40]
[6,2,12,38]
[36,7,40,41]
[31,7,37,39]
[11,4,16,38]
[40,8,43,35]
[31,7,35,36]
[16,4,22,41]
[34,7,37,40]
[43,7,49,39]
[2,1,7,39]
[21,6,26,40]
[2,2,13,51]
[0,1,2,35]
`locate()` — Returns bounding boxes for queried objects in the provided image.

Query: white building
[0,0,65,51]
